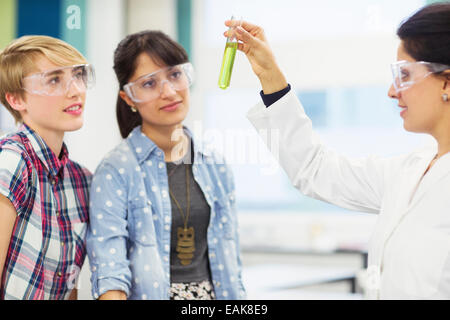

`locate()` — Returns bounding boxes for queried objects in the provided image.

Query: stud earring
[443,93,449,102]
[131,106,137,112]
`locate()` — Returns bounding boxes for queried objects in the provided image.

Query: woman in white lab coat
[224,3,450,299]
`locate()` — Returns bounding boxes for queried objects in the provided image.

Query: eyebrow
[72,66,84,73]
[43,70,64,77]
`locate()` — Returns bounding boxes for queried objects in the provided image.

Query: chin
[62,119,84,132]
[165,113,187,126]
[403,121,428,134]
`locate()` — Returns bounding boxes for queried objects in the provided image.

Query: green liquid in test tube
[218,16,240,89]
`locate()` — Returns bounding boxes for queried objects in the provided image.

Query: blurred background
[0,0,443,299]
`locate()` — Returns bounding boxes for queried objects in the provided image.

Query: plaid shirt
[0,124,91,300]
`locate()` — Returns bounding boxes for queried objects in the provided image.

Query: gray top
[167,138,212,283]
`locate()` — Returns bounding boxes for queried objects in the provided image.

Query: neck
[24,122,65,157]
[432,117,450,159]
[436,141,450,160]
[141,123,189,162]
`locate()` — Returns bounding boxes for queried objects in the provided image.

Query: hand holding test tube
[223,19,287,94]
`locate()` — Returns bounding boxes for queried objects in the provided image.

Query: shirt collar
[20,123,69,177]
[127,125,213,164]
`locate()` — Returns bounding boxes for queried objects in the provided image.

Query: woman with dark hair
[86,30,245,300]
[229,3,450,299]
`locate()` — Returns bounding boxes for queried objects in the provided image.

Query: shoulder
[92,140,139,182]
[0,132,34,214]
[0,131,32,173]
[394,144,436,167]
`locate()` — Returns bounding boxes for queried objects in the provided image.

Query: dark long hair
[397,2,450,69]
[113,30,189,138]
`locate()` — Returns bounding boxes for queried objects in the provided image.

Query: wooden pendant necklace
[169,164,195,266]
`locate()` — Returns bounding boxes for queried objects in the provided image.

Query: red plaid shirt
[0,124,91,300]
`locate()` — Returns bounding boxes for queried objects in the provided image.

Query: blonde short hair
[0,35,88,123]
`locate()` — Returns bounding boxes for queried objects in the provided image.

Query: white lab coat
[246,90,450,299]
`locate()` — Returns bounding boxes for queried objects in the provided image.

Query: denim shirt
[86,126,246,300]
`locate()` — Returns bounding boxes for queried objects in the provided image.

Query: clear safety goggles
[123,62,194,103]
[391,60,450,92]
[22,64,95,96]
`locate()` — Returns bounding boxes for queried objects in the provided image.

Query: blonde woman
[0,36,94,299]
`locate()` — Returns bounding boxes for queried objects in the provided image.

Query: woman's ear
[119,90,136,109]
[5,92,27,112]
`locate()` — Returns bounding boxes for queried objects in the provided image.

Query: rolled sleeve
[86,162,132,299]
[0,146,30,216]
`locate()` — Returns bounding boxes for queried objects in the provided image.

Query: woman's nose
[66,79,83,97]
[160,80,177,98]
[387,83,399,99]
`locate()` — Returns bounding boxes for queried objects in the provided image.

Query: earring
[131,106,137,112]
[443,93,449,102]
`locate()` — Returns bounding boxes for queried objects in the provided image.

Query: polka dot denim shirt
[86,126,246,300]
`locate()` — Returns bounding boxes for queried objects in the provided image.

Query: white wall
[127,0,176,38]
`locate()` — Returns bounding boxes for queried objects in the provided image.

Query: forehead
[131,53,167,81]
[30,55,73,76]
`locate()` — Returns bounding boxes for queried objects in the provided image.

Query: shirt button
[55,211,60,217]
[57,272,62,277]
[61,242,65,247]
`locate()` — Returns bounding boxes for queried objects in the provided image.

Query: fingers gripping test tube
[218,16,241,89]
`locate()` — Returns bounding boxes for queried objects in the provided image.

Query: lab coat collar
[408,150,450,210]
[380,147,450,256]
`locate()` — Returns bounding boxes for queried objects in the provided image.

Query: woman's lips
[64,103,83,115]
[160,101,181,112]
[399,105,407,118]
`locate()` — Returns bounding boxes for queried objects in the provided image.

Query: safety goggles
[22,64,95,96]
[391,60,450,92]
[123,62,194,103]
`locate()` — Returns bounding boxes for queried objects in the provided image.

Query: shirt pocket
[128,199,157,246]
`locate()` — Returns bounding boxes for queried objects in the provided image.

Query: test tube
[218,16,240,90]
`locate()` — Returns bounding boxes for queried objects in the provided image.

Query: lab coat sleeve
[246,90,389,214]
